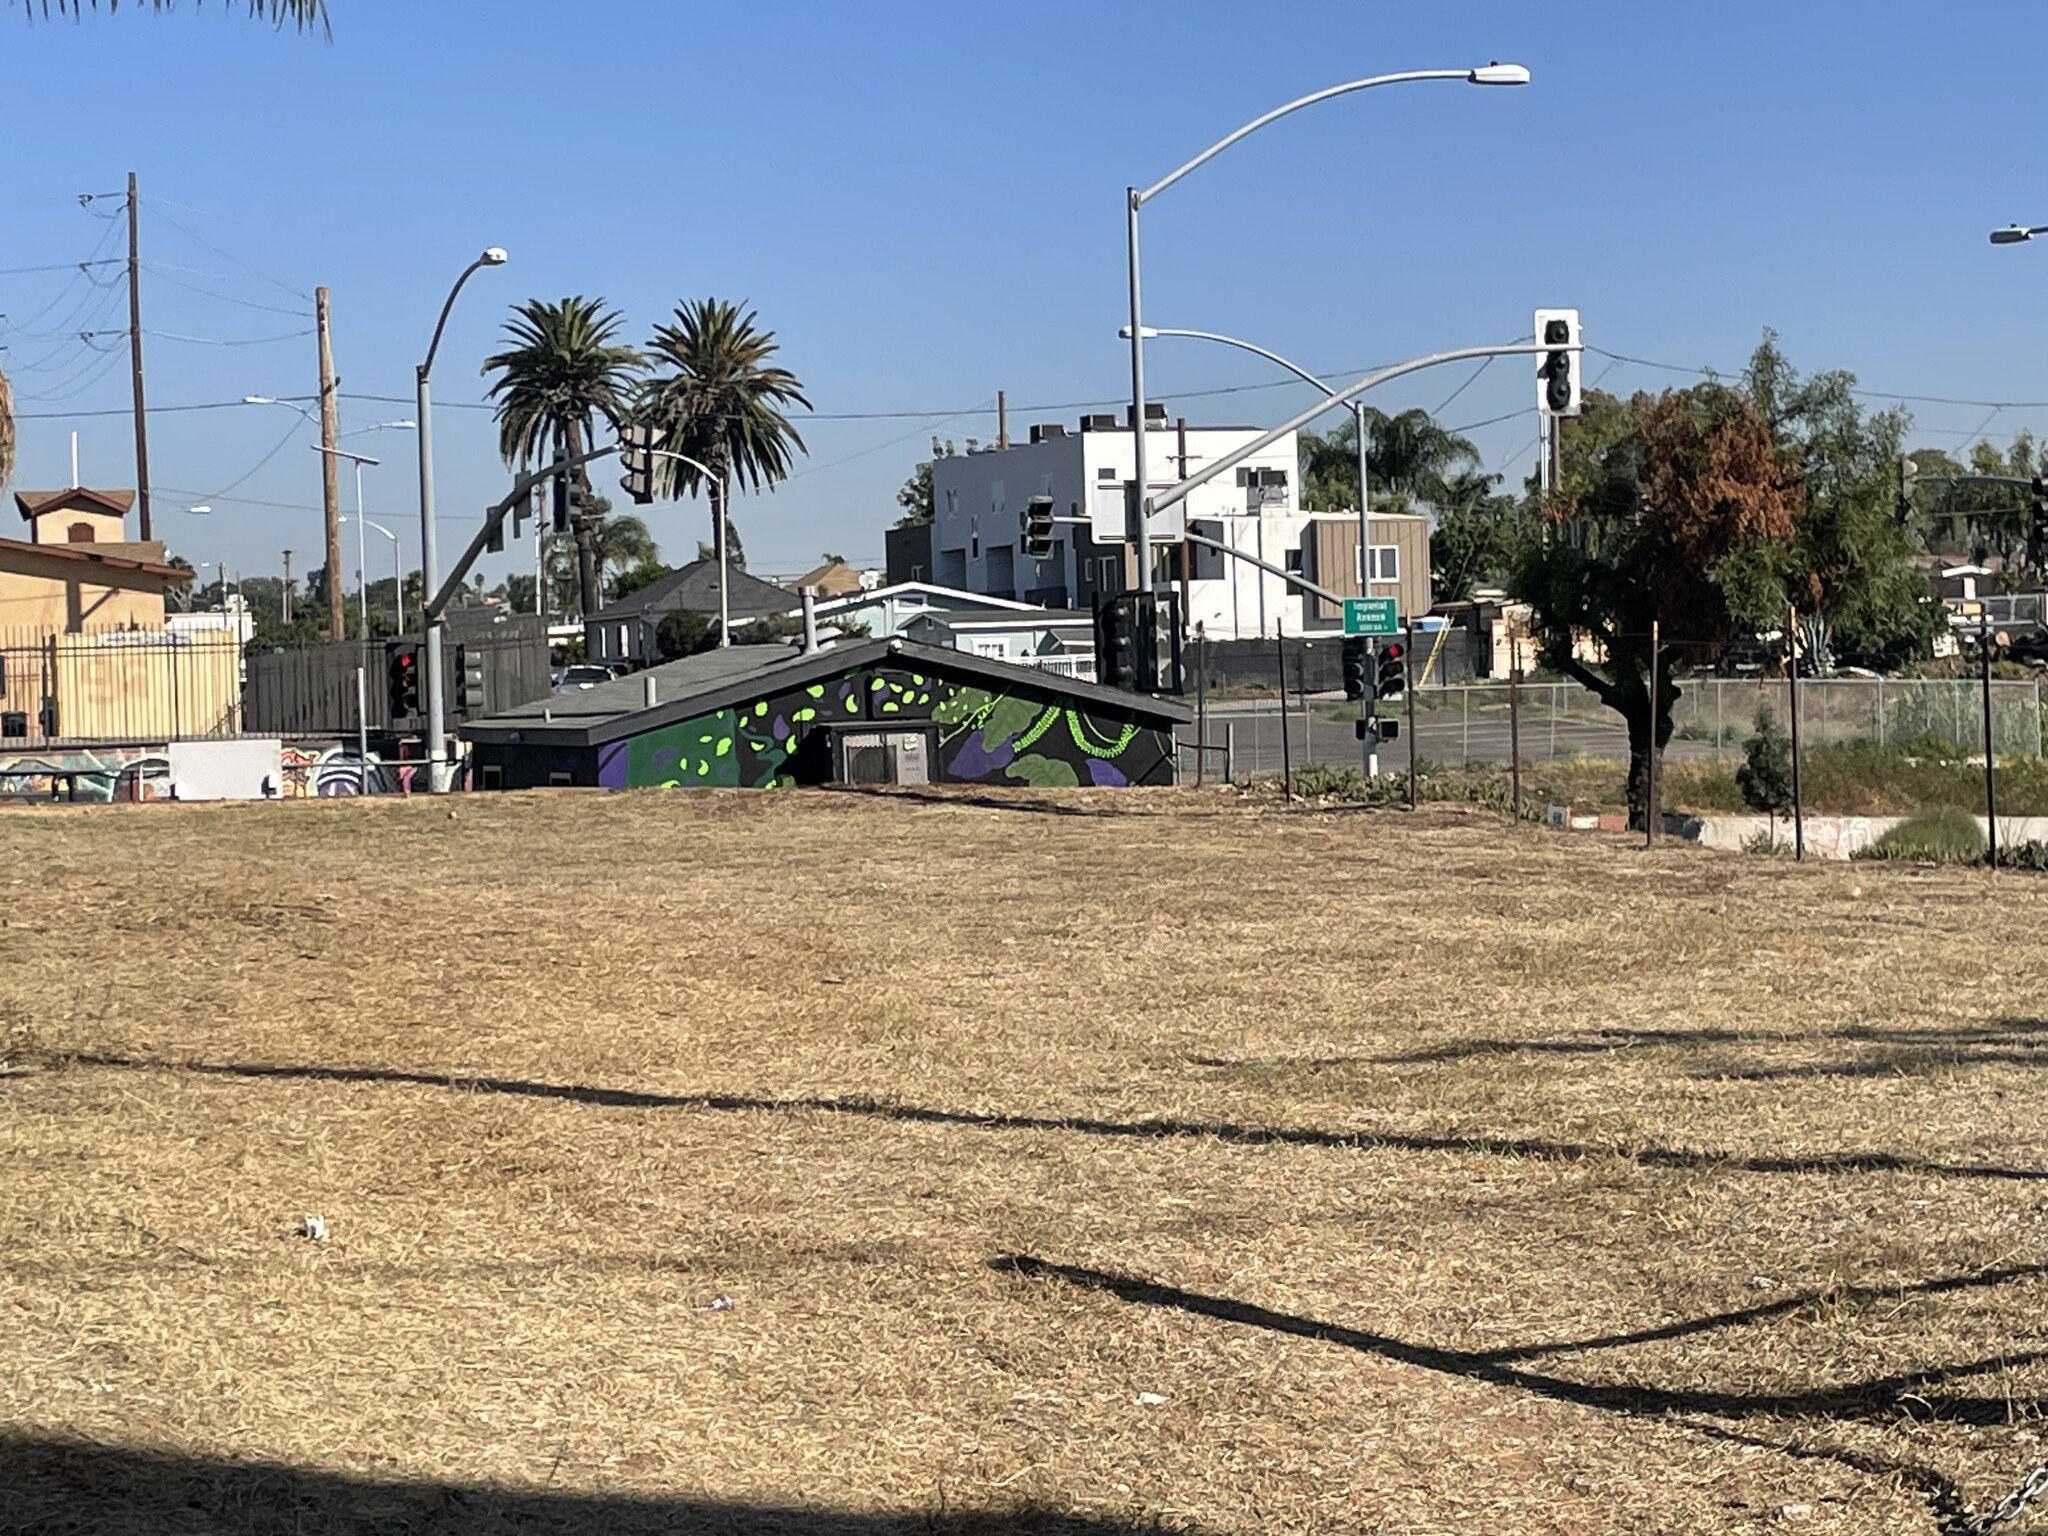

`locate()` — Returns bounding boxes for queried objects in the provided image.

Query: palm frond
[481,296,645,471]
[0,365,14,492]
[26,0,330,33]
[639,298,810,502]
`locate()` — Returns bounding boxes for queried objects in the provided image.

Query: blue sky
[6,0,2047,587]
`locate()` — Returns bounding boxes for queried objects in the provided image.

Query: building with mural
[460,637,1189,791]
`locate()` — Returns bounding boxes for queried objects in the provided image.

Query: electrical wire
[0,258,120,278]
[141,262,310,317]
[199,418,306,501]
[146,327,315,347]
[143,199,310,303]
[1585,344,2048,410]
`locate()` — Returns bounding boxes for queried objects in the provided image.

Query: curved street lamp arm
[1149,338,1566,517]
[342,515,400,542]
[419,257,491,382]
[1136,69,1474,204]
[1142,326,1339,397]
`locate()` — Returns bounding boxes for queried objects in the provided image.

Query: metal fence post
[1877,675,1886,750]
[1225,720,1236,785]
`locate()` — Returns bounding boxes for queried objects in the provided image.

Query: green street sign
[1342,596,1399,637]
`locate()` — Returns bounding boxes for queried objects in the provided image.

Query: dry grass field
[4,786,2048,1535]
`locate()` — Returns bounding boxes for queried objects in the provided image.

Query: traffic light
[1375,641,1407,704]
[619,422,662,506]
[1341,635,1370,701]
[1533,307,1581,417]
[1096,593,1134,691]
[511,488,531,542]
[551,457,571,532]
[1022,495,1056,559]
[385,642,420,717]
[485,511,505,554]
[456,645,485,713]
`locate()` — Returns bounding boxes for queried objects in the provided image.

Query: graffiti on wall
[0,745,164,803]
[278,744,408,797]
[592,667,1171,790]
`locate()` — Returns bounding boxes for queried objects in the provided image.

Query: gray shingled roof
[593,560,794,623]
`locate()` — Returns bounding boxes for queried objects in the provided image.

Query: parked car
[553,664,614,692]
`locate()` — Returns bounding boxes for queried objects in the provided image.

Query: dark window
[480,764,503,790]
[66,522,95,544]
[547,772,572,787]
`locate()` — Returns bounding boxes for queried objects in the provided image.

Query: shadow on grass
[0,1432,1167,1536]
[64,1053,2048,1184]
[1367,1019,2048,1078]
[989,1254,2048,1426]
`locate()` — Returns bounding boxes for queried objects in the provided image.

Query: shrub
[1736,707,1794,815]
[2003,841,2048,871]
[1854,805,1986,864]
[655,609,717,661]
[1894,732,1965,761]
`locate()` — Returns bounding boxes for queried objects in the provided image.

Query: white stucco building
[925,410,1430,640]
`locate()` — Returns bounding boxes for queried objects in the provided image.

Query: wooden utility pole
[316,287,344,640]
[281,550,293,624]
[996,389,1008,449]
[126,172,151,541]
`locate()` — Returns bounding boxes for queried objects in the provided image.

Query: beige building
[0,487,235,742]
[4,488,187,635]
[1300,511,1434,629]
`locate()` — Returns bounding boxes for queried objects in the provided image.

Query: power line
[147,327,315,347]
[0,258,121,278]
[1585,345,2048,410]
[143,199,310,303]
[141,263,310,317]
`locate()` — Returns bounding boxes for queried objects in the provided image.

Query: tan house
[1301,511,1434,628]
[5,488,189,635]
[788,560,869,600]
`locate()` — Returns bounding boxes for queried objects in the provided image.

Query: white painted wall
[930,422,1305,638]
[166,738,284,800]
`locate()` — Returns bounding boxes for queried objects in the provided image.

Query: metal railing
[0,625,246,747]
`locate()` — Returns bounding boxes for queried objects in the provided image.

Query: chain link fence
[1177,675,2048,781]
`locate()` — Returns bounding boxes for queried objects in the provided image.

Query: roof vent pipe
[801,589,818,654]
[643,674,658,708]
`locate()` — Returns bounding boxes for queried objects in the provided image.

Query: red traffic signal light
[1381,642,1404,663]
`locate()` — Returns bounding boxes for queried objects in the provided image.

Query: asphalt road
[1179,698,1730,778]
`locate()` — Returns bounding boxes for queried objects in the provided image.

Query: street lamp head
[1468,62,1531,86]
[185,505,212,516]
[1118,325,1161,340]
[1991,225,2034,246]
[241,395,276,405]
[480,247,509,266]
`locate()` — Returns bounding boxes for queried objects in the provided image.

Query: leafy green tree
[504,572,537,615]
[1428,470,1518,603]
[1517,383,1799,826]
[639,298,808,639]
[894,438,958,527]
[609,561,671,602]
[656,608,717,661]
[482,296,644,619]
[1744,334,1941,668]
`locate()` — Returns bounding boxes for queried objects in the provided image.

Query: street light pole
[1125,63,1527,593]
[648,447,727,644]
[416,248,507,793]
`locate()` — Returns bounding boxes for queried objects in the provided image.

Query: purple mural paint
[948,734,1016,779]
[1087,759,1128,788]
[597,745,628,789]
[772,715,791,744]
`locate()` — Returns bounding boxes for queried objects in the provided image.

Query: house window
[67,523,95,544]
[480,764,504,790]
[547,772,573,787]
[943,488,959,518]
[1097,467,1117,481]
[970,515,980,560]
[1284,549,1304,575]
[972,639,1008,660]
[1367,545,1400,583]
[618,624,630,654]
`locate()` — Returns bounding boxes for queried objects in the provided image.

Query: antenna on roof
[70,433,79,490]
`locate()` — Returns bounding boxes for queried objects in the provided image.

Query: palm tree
[28,2,326,23]
[639,299,809,644]
[591,511,659,594]
[481,297,643,617]
[1363,407,1481,505]
[1,0,325,495]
